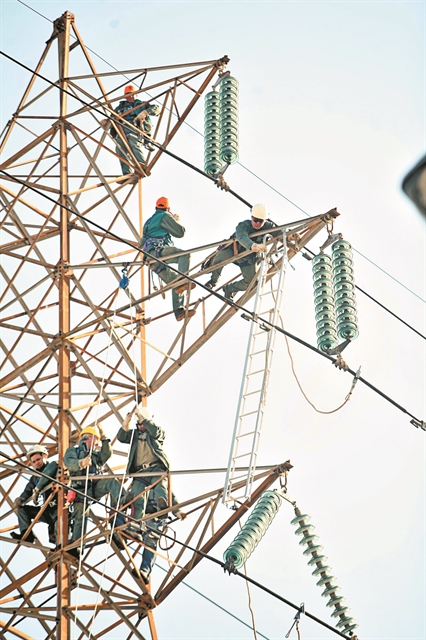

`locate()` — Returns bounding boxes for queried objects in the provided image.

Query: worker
[126,487,186,583]
[205,203,280,300]
[108,85,160,175]
[64,425,126,557]
[117,404,173,540]
[11,445,58,545]
[141,197,196,321]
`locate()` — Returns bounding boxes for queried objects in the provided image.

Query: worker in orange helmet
[107,84,160,176]
[141,197,196,321]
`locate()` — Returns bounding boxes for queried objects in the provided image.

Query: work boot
[10,530,35,543]
[112,532,125,550]
[156,497,169,512]
[124,523,144,543]
[223,285,235,301]
[174,281,196,295]
[175,308,196,322]
[67,547,80,559]
[204,279,217,290]
[131,567,150,583]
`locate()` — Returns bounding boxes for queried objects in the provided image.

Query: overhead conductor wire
[0,451,356,640]
[0,43,423,331]
[0,168,423,430]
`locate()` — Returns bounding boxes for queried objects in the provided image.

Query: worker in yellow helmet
[64,425,125,557]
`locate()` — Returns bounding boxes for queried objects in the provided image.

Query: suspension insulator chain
[291,507,359,635]
[332,240,359,341]
[223,490,282,572]
[204,91,222,176]
[219,75,239,165]
[312,253,338,353]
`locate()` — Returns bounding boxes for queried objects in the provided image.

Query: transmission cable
[0,168,423,431]
[1,45,423,341]
[13,0,424,307]
[1,451,354,640]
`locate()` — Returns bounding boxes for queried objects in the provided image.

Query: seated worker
[141,197,196,321]
[130,486,186,583]
[205,203,282,300]
[110,85,160,175]
[64,425,126,557]
[117,404,172,539]
[11,445,58,544]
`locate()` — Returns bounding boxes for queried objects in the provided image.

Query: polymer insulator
[291,508,359,635]
[204,91,222,176]
[332,240,359,341]
[223,490,282,570]
[312,254,338,352]
[219,75,239,165]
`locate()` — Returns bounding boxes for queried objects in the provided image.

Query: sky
[0,1,425,640]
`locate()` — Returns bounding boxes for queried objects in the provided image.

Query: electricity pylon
[0,12,334,638]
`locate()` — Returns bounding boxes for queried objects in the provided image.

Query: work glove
[149,105,161,116]
[251,243,267,253]
[175,510,187,520]
[97,424,107,441]
[32,489,40,505]
[135,404,151,424]
[134,110,149,128]
[78,455,92,470]
[100,118,109,129]
[14,497,24,508]
[171,213,181,223]
[122,410,134,432]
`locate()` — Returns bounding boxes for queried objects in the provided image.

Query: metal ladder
[223,232,288,505]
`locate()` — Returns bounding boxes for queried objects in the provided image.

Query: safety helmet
[251,203,267,221]
[27,445,48,460]
[135,404,151,423]
[79,426,100,440]
[156,197,170,210]
[124,85,136,94]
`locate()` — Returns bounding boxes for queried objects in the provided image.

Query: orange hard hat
[156,197,170,209]
[124,85,135,94]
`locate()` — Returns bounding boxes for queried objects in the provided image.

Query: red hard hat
[156,197,170,209]
[124,85,135,94]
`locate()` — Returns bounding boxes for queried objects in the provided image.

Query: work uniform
[14,460,58,542]
[138,488,180,581]
[208,219,279,295]
[64,439,124,543]
[111,99,159,175]
[141,209,191,316]
[117,418,170,521]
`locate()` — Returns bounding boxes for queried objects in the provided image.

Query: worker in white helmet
[117,404,172,540]
[11,445,58,545]
[205,203,280,300]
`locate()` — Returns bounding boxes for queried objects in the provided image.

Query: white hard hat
[27,445,48,459]
[135,404,151,423]
[251,203,267,221]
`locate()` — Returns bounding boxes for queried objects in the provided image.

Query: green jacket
[19,460,58,506]
[117,419,170,473]
[234,219,280,258]
[141,209,186,251]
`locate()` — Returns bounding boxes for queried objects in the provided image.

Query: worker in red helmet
[141,197,196,321]
[106,84,160,176]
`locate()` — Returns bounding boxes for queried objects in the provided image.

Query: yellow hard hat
[80,426,100,440]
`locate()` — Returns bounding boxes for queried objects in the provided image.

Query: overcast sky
[0,1,425,639]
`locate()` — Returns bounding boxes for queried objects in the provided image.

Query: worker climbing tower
[0,11,343,639]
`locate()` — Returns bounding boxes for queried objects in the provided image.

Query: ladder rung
[238,410,258,418]
[242,389,262,397]
[236,430,255,438]
[245,368,266,377]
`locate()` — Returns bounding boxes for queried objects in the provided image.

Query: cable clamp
[410,418,426,431]
[319,232,343,253]
[285,602,305,638]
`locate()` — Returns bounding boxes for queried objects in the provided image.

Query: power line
[11,0,426,306]
[2,452,352,640]
[155,564,270,640]
[1,168,424,430]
